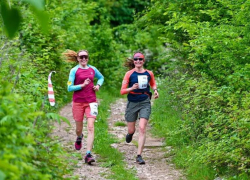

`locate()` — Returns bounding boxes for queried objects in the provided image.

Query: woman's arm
[93,67,104,87]
[120,70,138,95]
[148,70,159,99]
[67,67,82,92]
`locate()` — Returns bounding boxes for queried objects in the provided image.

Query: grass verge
[94,89,138,180]
[150,81,217,180]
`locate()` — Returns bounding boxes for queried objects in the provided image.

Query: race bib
[138,75,148,89]
[89,102,98,116]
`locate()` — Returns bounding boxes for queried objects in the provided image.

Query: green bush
[136,0,250,178]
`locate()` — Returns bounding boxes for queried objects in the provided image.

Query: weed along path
[52,98,185,179]
[108,98,185,180]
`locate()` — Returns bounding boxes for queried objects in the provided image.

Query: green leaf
[20,0,45,10]
[0,2,22,38]
[32,8,50,33]
[0,170,6,180]
[0,115,11,125]
[60,116,71,126]
[46,113,70,126]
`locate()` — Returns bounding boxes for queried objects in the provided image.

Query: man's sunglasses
[134,58,144,61]
[79,55,88,59]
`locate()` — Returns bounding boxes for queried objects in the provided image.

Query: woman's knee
[139,126,146,134]
[87,125,94,133]
[128,128,135,134]
[127,122,136,134]
[76,128,82,134]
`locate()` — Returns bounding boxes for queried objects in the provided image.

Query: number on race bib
[138,75,148,89]
[89,103,98,116]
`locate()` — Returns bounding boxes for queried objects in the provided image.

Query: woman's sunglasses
[79,55,88,60]
[134,58,144,61]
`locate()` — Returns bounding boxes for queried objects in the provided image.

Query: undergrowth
[150,78,250,180]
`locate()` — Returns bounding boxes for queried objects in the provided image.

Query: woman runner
[64,49,104,164]
[120,52,159,164]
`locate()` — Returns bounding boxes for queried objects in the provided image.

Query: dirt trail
[52,99,185,180]
[52,103,110,180]
[109,98,185,180]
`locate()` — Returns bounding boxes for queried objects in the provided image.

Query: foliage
[0,78,71,179]
[141,0,250,178]
[83,0,150,26]
[5,0,250,178]
[114,121,126,127]
[0,0,149,179]
[0,0,49,38]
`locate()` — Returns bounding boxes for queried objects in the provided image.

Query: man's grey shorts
[125,97,151,122]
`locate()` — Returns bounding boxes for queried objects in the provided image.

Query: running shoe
[85,153,95,164]
[136,155,145,164]
[75,134,83,150]
[126,133,134,143]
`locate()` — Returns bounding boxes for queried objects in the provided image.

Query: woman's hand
[93,84,100,91]
[132,83,139,90]
[154,89,159,99]
[81,78,91,88]
[126,83,138,93]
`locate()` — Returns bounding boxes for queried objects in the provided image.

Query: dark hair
[124,58,135,70]
[124,51,144,70]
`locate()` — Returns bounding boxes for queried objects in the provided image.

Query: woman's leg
[74,121,84,150]
[72,102,85,150]
[72,102,84,136]
[85,118,95,163]
[84,104,96,164]
[137,118,148,155]
[126,121,136,143]
[75,121,83,136]
[127,121,136,134]
[86,117,95,151]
